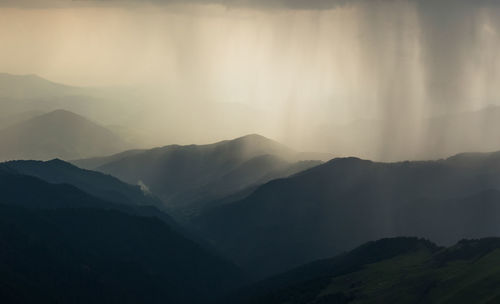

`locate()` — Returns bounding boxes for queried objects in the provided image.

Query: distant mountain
[0,73,76,100]
[0,168,246,303]
[232,237,500,304]
[172,155,322,220]
[0,74,89,120]
[74,134,322,220]
[72,149,148,170]
[0,110,44,129]
[195,152,500,277]
[0,73,140,128]
[0,73,283,150]
[0,109,129,161]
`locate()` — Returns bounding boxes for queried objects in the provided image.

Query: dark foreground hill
[231,237,500,304]
[0,159,186,230]
[0,159,161,208]
[0,168,246,303]
[195,152,500,277]
[0,109,128,161]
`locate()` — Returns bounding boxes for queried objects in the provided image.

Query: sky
[1,0,500,160]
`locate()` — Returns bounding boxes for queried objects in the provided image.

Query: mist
[1,0,500,160]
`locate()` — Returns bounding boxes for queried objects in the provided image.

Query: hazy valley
[3,1,500,303]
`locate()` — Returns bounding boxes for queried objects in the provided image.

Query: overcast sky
[1,0,500,160]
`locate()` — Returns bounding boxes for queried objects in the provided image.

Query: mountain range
[0,73,287,149]
[0,163,246,303]
[195,152,500,277]
[4,71,500,301]
[0,159,160,207]
[0,73,138,126]
[74,134,323,220]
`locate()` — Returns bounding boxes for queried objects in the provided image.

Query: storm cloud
[1,0,500,160]
[1,0,497,10]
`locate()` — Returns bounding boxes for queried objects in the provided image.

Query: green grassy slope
[235,238,500,304]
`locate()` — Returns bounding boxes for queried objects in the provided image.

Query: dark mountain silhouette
[74,134,322,220]
[0,164,179,228]
[231,237,500,304]
[0,168,139,210]
[0,159,208,242]
[195,152,500,277]
[0,159,160,207]
[0,168,246,303]
[0,109,128,161]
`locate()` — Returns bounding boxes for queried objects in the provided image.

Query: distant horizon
[5,102,500,164]
[2,0,500,161]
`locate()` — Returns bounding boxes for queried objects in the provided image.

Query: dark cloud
[1,0,498,10]
[163,0,354,10]
[0,0,351,9]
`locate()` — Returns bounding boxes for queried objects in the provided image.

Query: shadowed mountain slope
[0,159,160,207]
[0,159,200,241]
[0,167,246,303]
[196,152,500,277]
[74,134,322,220]
[231,237,500,304]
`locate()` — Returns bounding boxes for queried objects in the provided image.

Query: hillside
[0,159,205,241]
[0,168,246,303]
[195,152,500,277]
[75,134,322,220]
[0,159,160,207]
[232,237,500,304]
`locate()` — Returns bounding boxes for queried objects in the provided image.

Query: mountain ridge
[0,109,129,161]
[0,165,247,303]
[195,151,500,277]
[73,134,323,221]
[229,237,500,304]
